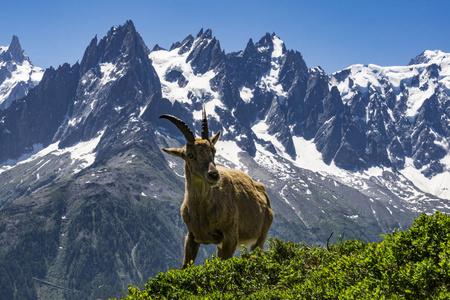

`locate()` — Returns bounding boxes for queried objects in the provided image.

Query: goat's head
[160,106,221,186]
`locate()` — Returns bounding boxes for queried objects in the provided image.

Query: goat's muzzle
[207,162,220,186]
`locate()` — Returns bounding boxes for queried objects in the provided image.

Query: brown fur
[163,133,273,269]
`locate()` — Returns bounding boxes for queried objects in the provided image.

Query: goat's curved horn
[159,114,195,144]
[201,106,209,140]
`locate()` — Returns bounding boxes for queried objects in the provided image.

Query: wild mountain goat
[160,107,273,269]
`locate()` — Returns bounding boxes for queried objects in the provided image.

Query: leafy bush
[121,212,450,299]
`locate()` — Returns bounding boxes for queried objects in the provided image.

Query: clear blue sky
[2,0,449,74]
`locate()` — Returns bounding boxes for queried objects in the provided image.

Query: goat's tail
[255,182,272,208]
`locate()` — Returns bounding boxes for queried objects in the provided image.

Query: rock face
[0,21,449,299]
[0,35,44,110]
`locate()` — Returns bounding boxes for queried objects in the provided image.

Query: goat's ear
[162,147,185,158]
[210,130,221,145]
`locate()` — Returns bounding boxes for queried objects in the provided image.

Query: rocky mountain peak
[256,32,275,53]
[169,34,194,54]
[57,21,161,148]
[408,50,448,66]
[244,38,255,51]
[0,35,27,63]
[9,35,25,62]
[200,28,213,39]
[196,28,204,38]
[186,29,224,74]
[80,20,149,75]
[196,28,213,39]
[0,35,43,110]
[151,44,166,52]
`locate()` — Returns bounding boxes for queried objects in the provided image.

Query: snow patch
[252,116,287,157]
[292,136,343,174]
[252,143,290,176]
[215,140,243,169]
[400,157,450,200]
[192,98,226,121]
[0,131,105,175]
[99,62,124,86]
[0,46,8,55]
[239,86,254,103]
[54,131,105,174]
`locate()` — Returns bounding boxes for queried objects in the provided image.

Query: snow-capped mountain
[149,28,450,201]
[0,35,43,109]
[330,51,450,199]
[0,21,449,299]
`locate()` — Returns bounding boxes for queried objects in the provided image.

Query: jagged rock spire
[0,35,27,63]
[79,20,150,75]
[9,35,25,63]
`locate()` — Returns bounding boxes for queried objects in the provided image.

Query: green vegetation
[123,212,450,299]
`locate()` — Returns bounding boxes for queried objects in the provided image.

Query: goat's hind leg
[251,211,274,251]
[182,231,200,269]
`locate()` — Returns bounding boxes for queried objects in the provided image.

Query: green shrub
[121,212,450,299]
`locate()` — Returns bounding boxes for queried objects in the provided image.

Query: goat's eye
[187,153,194,159]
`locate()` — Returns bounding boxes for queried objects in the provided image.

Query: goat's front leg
[217,236,237,260]
[182,231,200,269]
